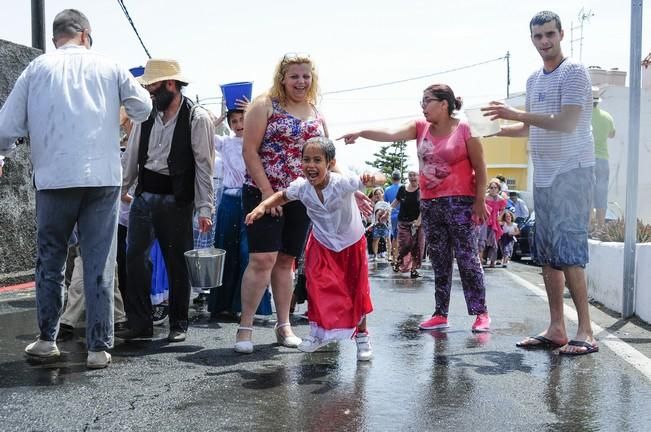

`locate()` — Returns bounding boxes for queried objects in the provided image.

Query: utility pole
[506,51,511,98]
[570,8,594,61]
[31,0,45,51]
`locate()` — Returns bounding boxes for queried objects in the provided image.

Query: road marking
[507,271,651,382]
[0,281,35,294]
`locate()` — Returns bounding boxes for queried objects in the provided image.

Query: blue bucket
[129,66,145,77]
[220,82,253,110]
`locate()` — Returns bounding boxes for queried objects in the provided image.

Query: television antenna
[570,8,594,61]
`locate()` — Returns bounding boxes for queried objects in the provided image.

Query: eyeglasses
[74,27,93,47]
[488,186,499,190]
[420,97,440,108]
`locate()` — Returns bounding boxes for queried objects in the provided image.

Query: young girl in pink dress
[245,137,384,361]
[481,178,507,268]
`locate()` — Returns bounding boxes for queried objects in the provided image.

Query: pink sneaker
[471,312,491,332]
[418,315,449,330]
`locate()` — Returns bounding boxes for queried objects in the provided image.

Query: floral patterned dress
[244,99,325,191]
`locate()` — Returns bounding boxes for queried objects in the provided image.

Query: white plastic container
[465,107,501,137]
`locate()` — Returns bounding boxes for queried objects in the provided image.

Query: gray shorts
[532,166,594,268]
[593,158,609,209]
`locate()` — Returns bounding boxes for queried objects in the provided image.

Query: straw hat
[138,59,190,86]
[592,86,603,103]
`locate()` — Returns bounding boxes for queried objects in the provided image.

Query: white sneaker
[355,332,373,361]
[297,336,329,353]
[87,351,112,369]
[25,339,60,358]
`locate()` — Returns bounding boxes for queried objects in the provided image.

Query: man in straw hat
[591,86,615,233]
[0,9,152,369]
[119,58,215,343]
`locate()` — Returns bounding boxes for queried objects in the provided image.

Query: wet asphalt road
[1,261,650,432]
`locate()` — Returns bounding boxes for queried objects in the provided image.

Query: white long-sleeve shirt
[0,43,152,189]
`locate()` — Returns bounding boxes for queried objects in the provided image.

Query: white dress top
[285,171,365,252]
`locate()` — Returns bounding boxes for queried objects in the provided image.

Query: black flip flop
[559,340,599,356]
[516,335,564,349]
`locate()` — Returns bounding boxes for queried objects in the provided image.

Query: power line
[196,56,507,105]
[322,56,506,95]
[117,0,151,59]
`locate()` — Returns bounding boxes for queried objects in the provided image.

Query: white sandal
[234,326,254,354]
[274,322,302,348]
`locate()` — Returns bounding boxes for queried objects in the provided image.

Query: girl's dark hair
[226,109,244,127]
[423,83,462,116]
[302,137,336,163]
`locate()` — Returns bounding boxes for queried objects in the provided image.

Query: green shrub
[598,218,651,243]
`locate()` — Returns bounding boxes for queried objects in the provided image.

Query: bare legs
[519,265,596,353]
[237,251,298,343]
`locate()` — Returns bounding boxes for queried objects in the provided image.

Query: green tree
[365,140,409,185]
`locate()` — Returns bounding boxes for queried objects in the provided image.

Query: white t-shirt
[214,135,245,188]
[285,172,365,252]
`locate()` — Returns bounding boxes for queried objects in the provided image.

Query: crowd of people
[0,8,602,370]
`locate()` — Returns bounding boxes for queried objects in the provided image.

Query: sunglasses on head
[282,52,311,63]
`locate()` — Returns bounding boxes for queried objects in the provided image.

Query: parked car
[512,210,535,261]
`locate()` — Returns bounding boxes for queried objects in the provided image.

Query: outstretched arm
[244,190,290,225]
[338,121,418,144]
[482,101,583,134]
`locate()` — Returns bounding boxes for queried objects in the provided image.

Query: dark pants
[209,192,271,315]
[35,186,120,351]
[125,192,193,332]
[116,224,128,301]
[420,196,487,316]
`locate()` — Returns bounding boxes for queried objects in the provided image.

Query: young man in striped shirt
[482,10,598,356]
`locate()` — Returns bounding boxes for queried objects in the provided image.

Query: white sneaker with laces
[87,351,112,369]
[25,339,60,358]
[298,336,329,353]
[355,332,373,361]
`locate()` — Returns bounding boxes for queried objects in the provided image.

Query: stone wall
[0,39,41,285]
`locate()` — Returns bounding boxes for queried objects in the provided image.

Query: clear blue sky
[0,0,646,171]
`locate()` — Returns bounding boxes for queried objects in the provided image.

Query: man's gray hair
[52,9,90,40]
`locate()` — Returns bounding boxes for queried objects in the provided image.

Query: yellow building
[482,134,529,191]
[480,94,530,191]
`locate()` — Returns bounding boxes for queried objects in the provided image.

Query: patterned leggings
[420,197,487,316]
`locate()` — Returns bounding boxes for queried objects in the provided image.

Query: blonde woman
[235,54,327,353]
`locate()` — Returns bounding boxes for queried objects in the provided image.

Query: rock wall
[0,39,41,285]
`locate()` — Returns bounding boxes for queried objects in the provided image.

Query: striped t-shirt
[525,58,594,188]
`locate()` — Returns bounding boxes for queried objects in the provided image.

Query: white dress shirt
[214,135,246,188]
[285,171,365,252]
[0,44,152,189]
[122,102,215,218]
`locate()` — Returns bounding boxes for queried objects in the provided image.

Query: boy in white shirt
[245,137,384,361]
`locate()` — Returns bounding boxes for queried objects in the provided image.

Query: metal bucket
[184,248,226,289]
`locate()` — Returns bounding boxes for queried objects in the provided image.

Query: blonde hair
[267,54,320,105]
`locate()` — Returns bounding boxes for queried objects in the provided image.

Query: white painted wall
[598,86,651,221]
[587,240,651,322]
[586,240,624,312]
[636,245,651,323]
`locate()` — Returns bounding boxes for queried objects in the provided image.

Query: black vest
[135,97,195,204]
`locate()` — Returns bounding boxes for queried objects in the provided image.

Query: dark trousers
[125,192,193,332]
[116,224,128,301]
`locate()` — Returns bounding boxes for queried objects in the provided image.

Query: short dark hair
[530,11,562,33]
[302,137,336,163]
[226,109,244,127]
[509,191,518,197]
[52,9,90,40]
